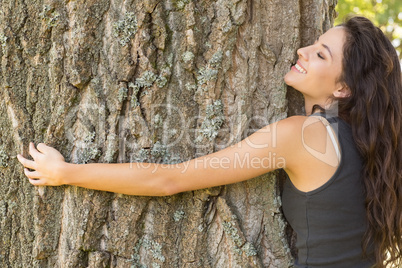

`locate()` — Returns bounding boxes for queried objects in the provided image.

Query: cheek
[314,60,342,82]
[310,63,339,86]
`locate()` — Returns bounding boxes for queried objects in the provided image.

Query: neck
[303,97,319,116]
[303,96,331,116]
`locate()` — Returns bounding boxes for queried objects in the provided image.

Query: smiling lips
[293,62,307,74]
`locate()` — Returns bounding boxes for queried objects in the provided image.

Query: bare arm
[17,117,304,196]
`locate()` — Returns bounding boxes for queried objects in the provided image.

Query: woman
[17,16,401,267]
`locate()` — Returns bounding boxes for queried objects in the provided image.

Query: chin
[284,72,299,90]
[284,71,292,86]
[284,72,307,95]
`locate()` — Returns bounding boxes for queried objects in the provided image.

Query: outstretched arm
[17,117,304,196]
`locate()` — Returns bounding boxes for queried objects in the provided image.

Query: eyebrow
[322,43,333,58]
[316,37,333,58]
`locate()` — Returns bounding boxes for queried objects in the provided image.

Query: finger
[24,168,41,180]
[29,142,43,160]
[36,143,51,154]
[28,178,45,186]
[17,154,37,170]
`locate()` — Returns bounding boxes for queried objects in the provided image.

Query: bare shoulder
[275,115,307,133]
[241,115,308,154]
[274,115,334,167]
[273,116,307,165]
[275,115,330,143]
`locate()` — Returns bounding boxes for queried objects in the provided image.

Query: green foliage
[336,0,402,59]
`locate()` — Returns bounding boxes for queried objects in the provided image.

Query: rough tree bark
[0,0,336,267]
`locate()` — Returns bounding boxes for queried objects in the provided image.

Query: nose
[297,47,308,60]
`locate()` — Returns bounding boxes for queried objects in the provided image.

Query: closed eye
[317,52,325,59]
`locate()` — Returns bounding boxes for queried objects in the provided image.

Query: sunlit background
[336,0,402,63]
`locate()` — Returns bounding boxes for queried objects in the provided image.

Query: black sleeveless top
[282,115,375,267]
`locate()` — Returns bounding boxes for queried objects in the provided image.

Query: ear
[333,84,351,98]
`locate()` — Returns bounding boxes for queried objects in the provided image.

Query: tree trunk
[0,0,336,267]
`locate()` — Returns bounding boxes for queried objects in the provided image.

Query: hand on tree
[17,142,66,186]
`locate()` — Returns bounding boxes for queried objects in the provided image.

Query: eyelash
[317,52,325,59]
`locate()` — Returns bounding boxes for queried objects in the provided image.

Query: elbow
[158,176,182,196]
[160,183,181,196]
[161,187,179,196]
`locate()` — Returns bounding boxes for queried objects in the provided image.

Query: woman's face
[284,27,348,105]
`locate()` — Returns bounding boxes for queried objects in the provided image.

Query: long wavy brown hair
[336,16,402,267]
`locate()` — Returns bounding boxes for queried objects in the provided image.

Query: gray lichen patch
[242,242,258,257]
[113,12,138,46]
[196,67,218,86]
[118,87,128,102]
[39,5,60,28]
[80,146,100,164]
[155,76,167,88]
[78,132,100,164]
[104,133,118,163]
[195,50,223,89]
[222,220,257,257]
[182,51,194,63]
[196,100,224,142]
[173,210,185,222]
[150,141,168,160]
[130,141,181,164]
[131,148,150,162]
[222,19,233,33]
[130,237,166,268]
[0,33,7,54]
[155,67,171,88]
[152,114,163,128]
[129,83,141,108]
[222,221,242,250]
[136,71,157,88]
[0,145,9,168]
[175,0,191,10]
[84,131,96,143]
[185,83,196,91]
[209,50,223,67]
[0,200,6,218]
